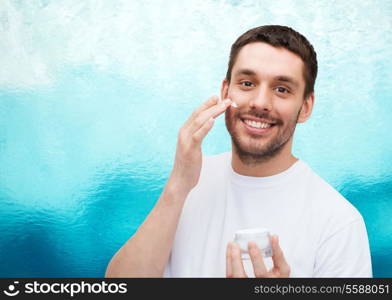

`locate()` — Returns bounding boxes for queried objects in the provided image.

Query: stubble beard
[225,109,300,166]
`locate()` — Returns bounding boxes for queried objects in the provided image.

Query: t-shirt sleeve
[313,218,373,277]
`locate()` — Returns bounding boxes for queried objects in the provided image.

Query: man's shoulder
[181,152,230,213]
[200,151,231,173]
[185,152,230,198]
[302,161,363,222]
[203,151,230,164]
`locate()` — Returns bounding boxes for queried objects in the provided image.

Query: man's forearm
[105,178,189,277]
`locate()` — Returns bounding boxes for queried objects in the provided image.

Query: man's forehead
[232,42,305,84]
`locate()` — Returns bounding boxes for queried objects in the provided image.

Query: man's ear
[220,79,230,100]
[297,92,315,123]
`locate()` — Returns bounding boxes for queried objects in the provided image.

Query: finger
[231,242,247,278]
[184,96,219,129]
[191,117,215,144]
[271,235,290,276]
[188,98,232,134]
[226,242,233,278]
[248,241,268,277]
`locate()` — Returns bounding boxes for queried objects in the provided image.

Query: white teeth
[244,119,272,129]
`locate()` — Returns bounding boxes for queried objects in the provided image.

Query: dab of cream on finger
[220,96,238,108]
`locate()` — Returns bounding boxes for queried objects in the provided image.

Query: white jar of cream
[233,228,273,260]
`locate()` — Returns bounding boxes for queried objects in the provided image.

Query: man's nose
[249,86,273,111]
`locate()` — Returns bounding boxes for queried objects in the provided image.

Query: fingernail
[230,102,238,108]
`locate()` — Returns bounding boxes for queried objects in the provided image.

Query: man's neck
[231,143,298,177]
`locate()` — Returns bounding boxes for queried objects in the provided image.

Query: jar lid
[234,227,270,238]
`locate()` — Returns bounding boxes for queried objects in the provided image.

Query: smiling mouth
[240,118,277,130]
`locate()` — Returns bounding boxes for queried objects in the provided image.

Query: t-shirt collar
[228,152,306,187]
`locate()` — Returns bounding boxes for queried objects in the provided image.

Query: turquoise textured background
[0,0,391,277]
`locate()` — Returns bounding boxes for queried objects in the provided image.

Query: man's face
[223,42,311,164]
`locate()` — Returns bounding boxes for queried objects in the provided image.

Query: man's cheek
[225,111,239,133]
[225,109,235,122]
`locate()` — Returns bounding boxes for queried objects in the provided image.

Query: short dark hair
[225,25,318,99]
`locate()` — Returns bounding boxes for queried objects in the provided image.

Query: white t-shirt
[163,152,372,277]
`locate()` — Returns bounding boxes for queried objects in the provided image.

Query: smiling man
[106,25,372,277]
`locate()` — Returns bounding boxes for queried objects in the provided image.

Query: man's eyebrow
[234,69,300,88]
[233,68,257,77]
[274,76,299,88]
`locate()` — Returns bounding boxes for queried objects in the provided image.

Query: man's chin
[233,140,271,157]
[237,135,271,150]
[236,147,270,158]
[231,133,286,161]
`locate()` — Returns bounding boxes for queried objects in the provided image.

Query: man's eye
[240,81,254,87]
[275,87,289,93]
